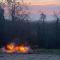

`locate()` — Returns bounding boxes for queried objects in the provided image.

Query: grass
[0,48,60,54]
[32,49,60,54]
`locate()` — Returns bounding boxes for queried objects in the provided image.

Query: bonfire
[2,43,30,53]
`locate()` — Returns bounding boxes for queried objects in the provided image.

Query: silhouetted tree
[53,12,60,48]
[37,12,46,48]
[0,5,5,48]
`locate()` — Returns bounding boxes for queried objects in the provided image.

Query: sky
[0,0,60,21]
[15,0,60,5]
[0,0,60,5]
[15,0,60,21]
[31,0,60,5]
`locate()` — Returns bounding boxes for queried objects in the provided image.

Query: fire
[6,43,15,50]
[3,43,30,53]
[17,46,29,53]
[5,43,15,53]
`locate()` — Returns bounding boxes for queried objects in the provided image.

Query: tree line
[0,2,60,49]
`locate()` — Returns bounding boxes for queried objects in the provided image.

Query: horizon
[0,0,60,21]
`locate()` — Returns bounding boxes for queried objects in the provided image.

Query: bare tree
[37,12,46,48]
[53,11,60,47]
[15,2,30,21]
[39,12,46,23]
[6,0,30,21]
[0,4,5,48]
[53,11,60,23]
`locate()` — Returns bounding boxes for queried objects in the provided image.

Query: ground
[0,53,60,60]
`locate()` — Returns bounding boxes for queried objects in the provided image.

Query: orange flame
[5,43,15,53]
[17,46,29,53]
[4,43,30,53]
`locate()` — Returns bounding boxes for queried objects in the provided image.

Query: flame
[5,43,15,53]
[17,46,29,53]
[3,43,30,53]
[6,43,15,50]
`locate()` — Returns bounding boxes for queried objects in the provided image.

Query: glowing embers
[3,43,30,53]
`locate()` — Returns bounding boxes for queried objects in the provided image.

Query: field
[0,53,60,60]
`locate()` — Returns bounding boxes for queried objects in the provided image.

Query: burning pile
[2,43,30,53]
